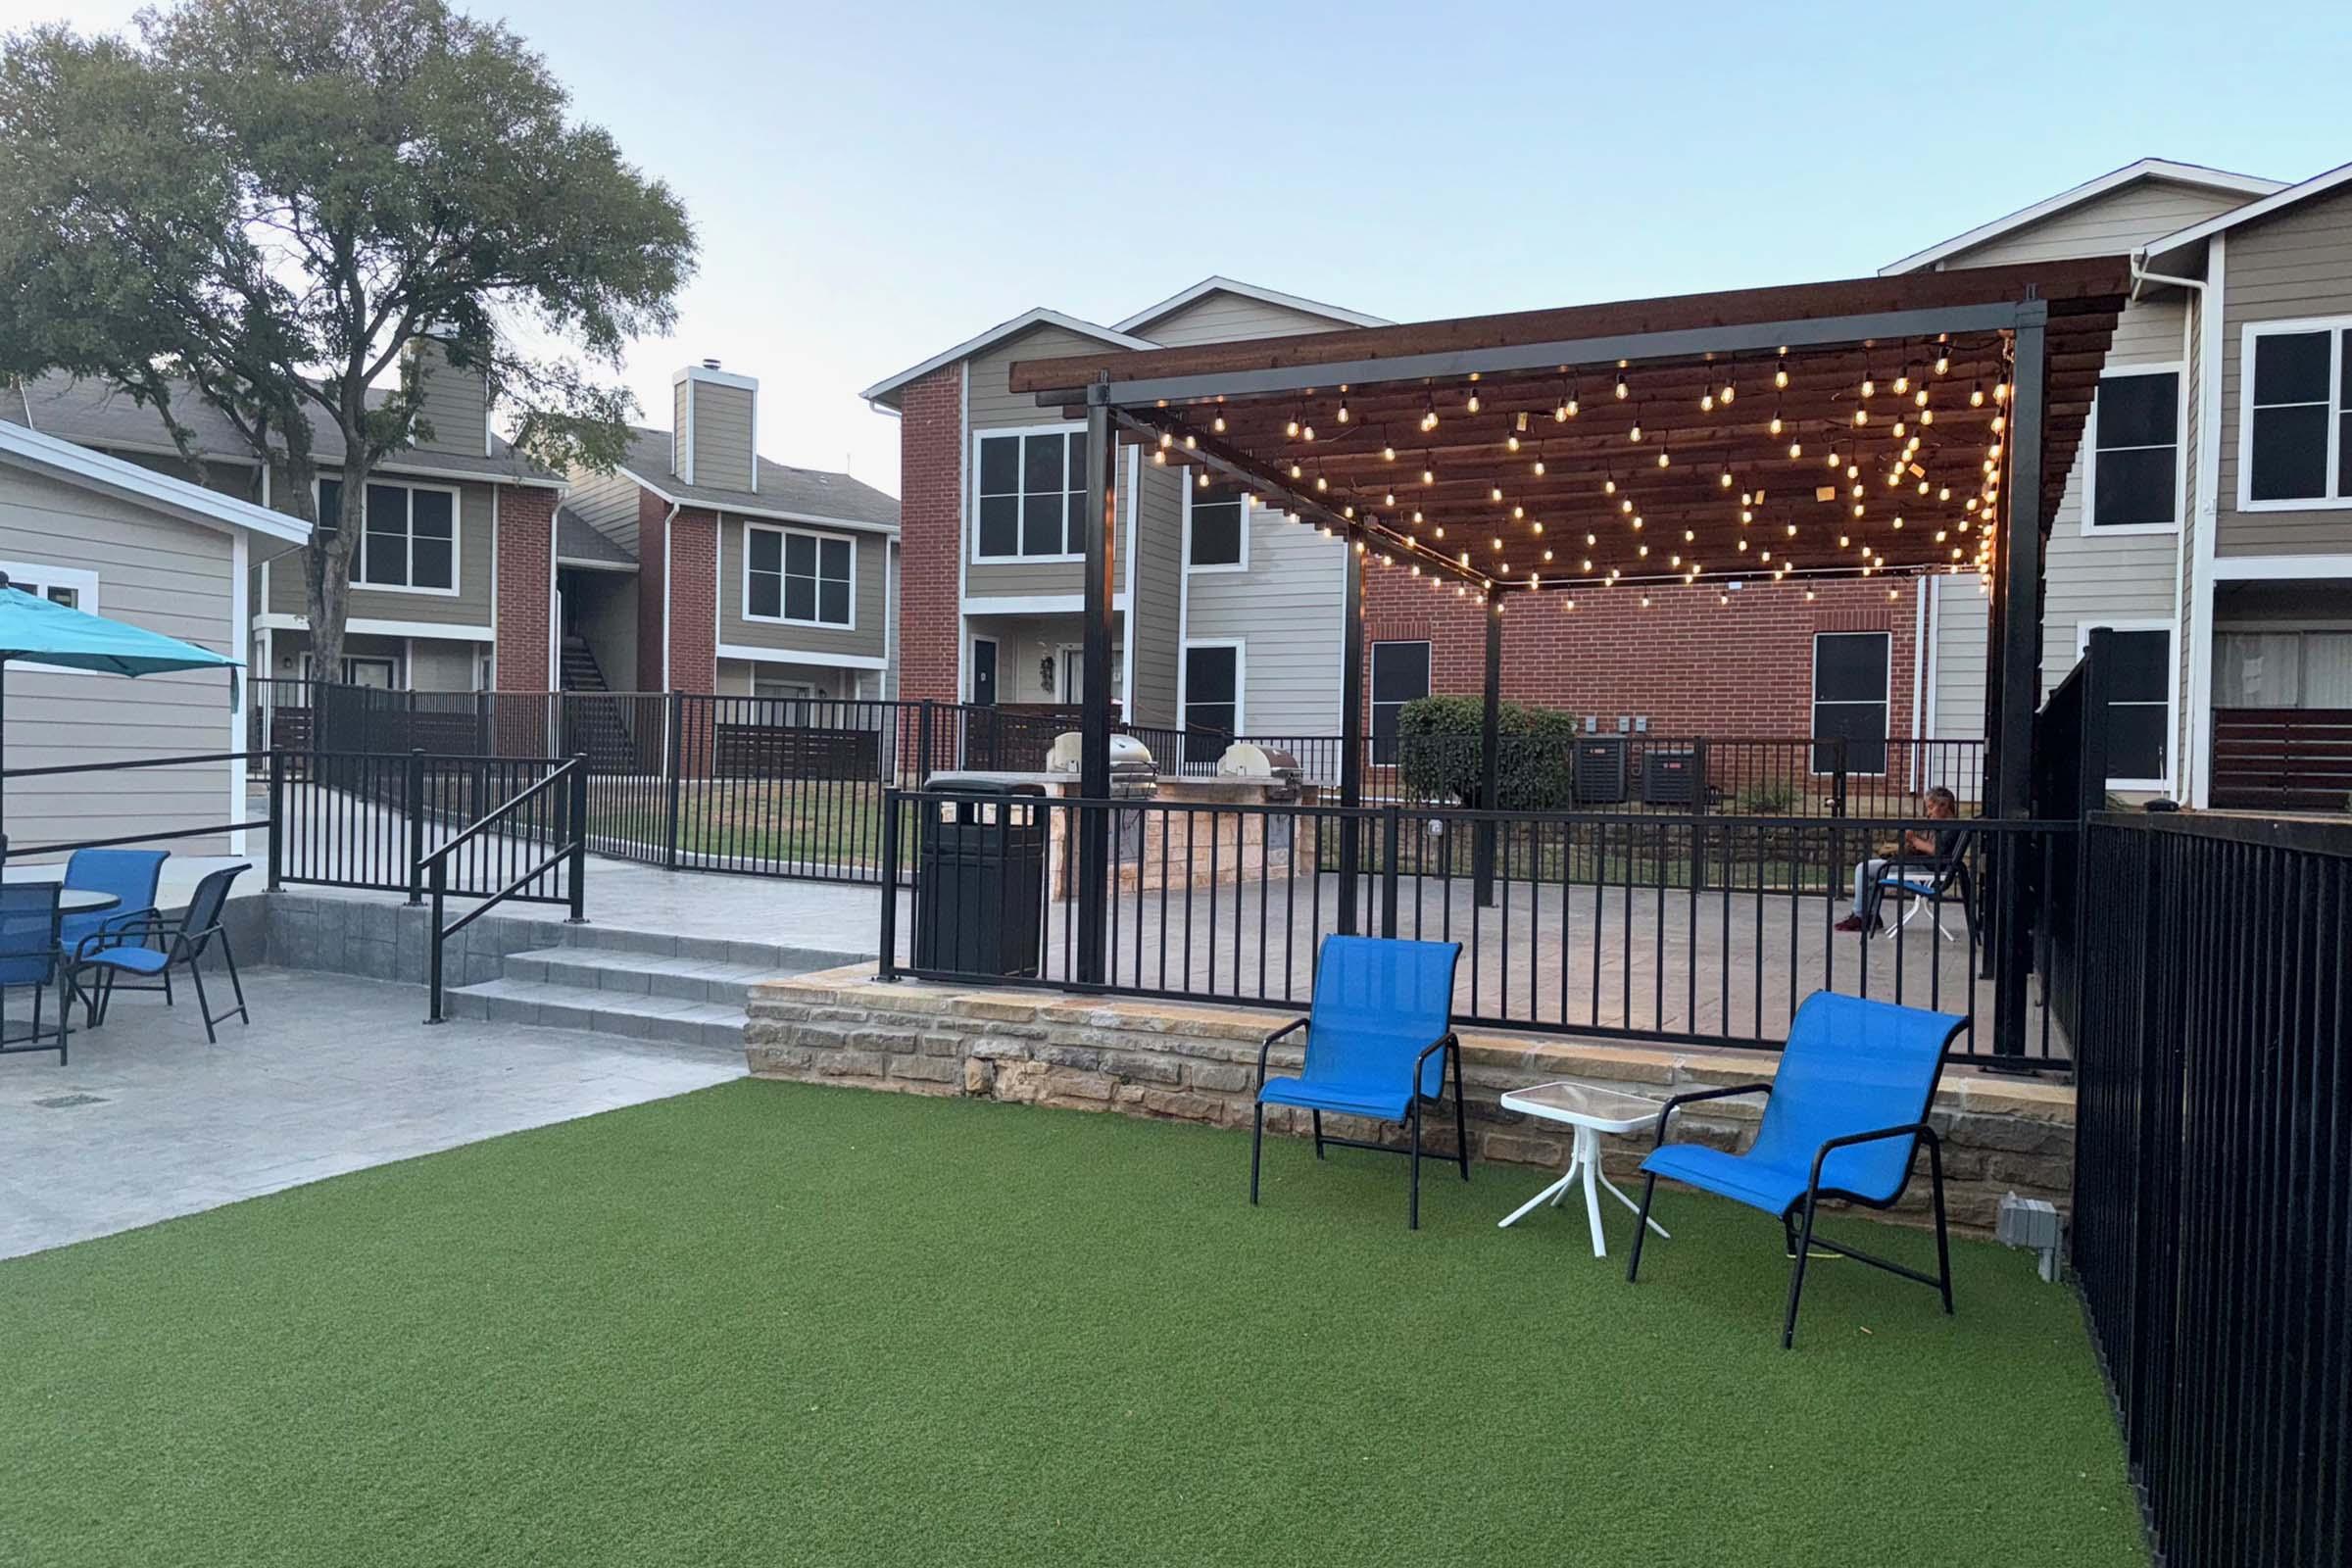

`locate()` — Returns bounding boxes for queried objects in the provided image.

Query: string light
[1212,408,1227,433]
[1774,359,1789,389]
[1466,386,1482,415]
[1284,414,1299,438]
[1336,398,1351,424]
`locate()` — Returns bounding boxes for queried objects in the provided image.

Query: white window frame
[318,476,464,596]
[2082,363,2186,536]
[1,561,101,675]
[1182,481,1250,573]
[742,520,856,630]
[1808,629,1892,779]
[1178,637,1246,736]
[2076,619,2178,792]
[970,421,1087,564]
[2236,316,2352,513]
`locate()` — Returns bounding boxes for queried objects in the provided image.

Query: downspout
[2132,248,2213,804]
[659,501,680,692]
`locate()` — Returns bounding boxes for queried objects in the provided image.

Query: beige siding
[408,344,489,459]
[1928,573,1989,746]
[1125,454,1182,726]
[716,514,887,662]
[688,381,756,493]
[0,464,240,856]
[565,467,643,555]
[1183,497,1345,735]
[1941,179,2253,268]
[2040,294,2187,696]
[1134,292,1355,347]
[265,470,495,629]
[966,325,1133,604]
[2218,185,2352,557]
[962,612,1127,707]
[671,382,691,477]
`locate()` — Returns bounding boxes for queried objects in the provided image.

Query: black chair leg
[1783,1193,1820,1349]
[52,967,71,1066]
[1626,1173,1659,1283]
[1250,1102,1264,1206]
[218,932,249,1029]
[1449,1047,1470,1181]
[1783,1209,1799,1257]
[1407,1103,1422,1231]
[1927,1136,1954,1315]
[188,956,218,1045]
[1311,1108,1325,1159]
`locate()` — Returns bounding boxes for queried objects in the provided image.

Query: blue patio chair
[0,882,71,1064]
[58,849,169,982]
[1250,935,1466,1230]
[71,863,250,1043]
[1624,992,1967,1348]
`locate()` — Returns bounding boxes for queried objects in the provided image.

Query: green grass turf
[0,1080,2144,1567]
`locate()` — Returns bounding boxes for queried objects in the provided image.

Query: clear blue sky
[9,0,2347,495]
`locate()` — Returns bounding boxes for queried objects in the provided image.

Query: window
[303,653,397,688]
[2217,630,2352,709]
[319,477,457,592]
[2087,368,2180,529]
[975,428,1086,559]
[0,561,97,615]
[2243,322,2352,506]
[1370,640,1431,764]
[2082,626,2173,787]
[1188,483,1247,568]
[1183,643,1241,740]
[1811,631,1889,774]
[746,525,853,627]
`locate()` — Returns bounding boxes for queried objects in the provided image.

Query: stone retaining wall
[745,969,2075,1234]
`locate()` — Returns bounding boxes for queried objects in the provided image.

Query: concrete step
[440,977,746,1050]
[546,922,870,976]
[500,946,789,1006]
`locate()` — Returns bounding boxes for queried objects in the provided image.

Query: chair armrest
[1651,1081,1774,1145]
[72,910,175,962]
[1805,1122,1938,1189]
[1409,1031,1459,1098]
[1257,1017,1308,1089]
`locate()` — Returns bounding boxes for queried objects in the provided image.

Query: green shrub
[1393,695,1580,809]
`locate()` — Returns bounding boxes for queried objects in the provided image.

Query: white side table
[1496,1081,1674,1257]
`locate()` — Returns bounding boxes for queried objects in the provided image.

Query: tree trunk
[305,413,371,683]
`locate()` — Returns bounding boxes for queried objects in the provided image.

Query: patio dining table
[1,865,121,914]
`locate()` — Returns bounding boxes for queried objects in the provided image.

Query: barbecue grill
[1044,731,1158,798]
[1215,742,1304,803]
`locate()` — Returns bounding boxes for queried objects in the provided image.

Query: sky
[4,0,2347,497]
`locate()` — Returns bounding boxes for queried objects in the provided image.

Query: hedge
[1391,695,1580,810]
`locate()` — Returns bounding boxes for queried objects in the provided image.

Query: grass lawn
[0,1081,2144,1567]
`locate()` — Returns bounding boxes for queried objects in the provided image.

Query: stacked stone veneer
[745,969,2075,1233]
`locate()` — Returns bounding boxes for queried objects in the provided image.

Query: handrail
[422,754,588,1023]
[416,757,579,871]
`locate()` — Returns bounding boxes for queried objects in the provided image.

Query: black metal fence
[267,748,583,908]
[2069,810,2351,1568]
[878,789,2070,1063]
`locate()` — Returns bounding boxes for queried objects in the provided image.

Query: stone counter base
[744,968,2075,1235]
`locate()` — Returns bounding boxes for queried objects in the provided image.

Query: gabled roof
[612,425,899,533]
[858,308,1154,410]
[1111,276,1392,335]
[0,416,310,545]
[1880,158,2287,275]
[2142,159,2352,270]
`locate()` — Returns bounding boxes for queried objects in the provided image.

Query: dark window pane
[748,572,781,620]
[2250,404,2328,500]
[820,538,852,583]
[364,527,407,586]
[817,579,850,624]
[2097,629,2169,703]
[1371,640,1431,704]
[782,532,814,576]
[783,575,815,621]
[2107,704,2167,782]
[366,483,406,533]
[409,488,454,539]
[979,436,1018,495]
[748,528,780,574]
[318,478,343,531]
[1187,702,1236,737]
[2253,330,2330,405]
[1186,646,1238,705]
[1191,498,1243,564]
[1065,431,1088,488]
[1811,704,1888,773]
[412,537,454,590]
[2094,447,2177,526]
[2340,410,2352,499]
[1813,632,1888,704]
[1022,493,1063,556]
[1023,432,1064,498]
[2095,372,2178,449]
[978,495,1018,556]
[1065,488,1087,554]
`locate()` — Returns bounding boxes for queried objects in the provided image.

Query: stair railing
[420,754,588,1023]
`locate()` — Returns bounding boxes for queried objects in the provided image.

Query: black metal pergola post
[1989,304,2048,1061]
[1337,541,1366,935]
[1077,388,1117,985]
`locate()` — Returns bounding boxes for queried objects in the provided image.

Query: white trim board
[613,466,898,536]
[2144,158,2352,270]
[1882,158,2286,275]
[254,612,494,643]
[2211,555,2352,580]
[969,422,1087,565]
[2233,316,2352,514]
[740,518,858,632]
[963,594,1131,617]
[714,643,888,671]
[860,308,1154,409]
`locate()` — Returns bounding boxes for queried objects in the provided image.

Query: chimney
[671,361,759,491]
[405,333,492,459]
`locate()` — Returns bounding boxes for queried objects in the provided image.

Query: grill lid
[1044,731,1155,774]
[1216,742,1300,778]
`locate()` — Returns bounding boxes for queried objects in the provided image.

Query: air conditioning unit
[1573,738,1627,805]
[1642,750,1699,807]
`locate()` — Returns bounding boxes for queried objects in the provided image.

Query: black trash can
[913,777,1048,977]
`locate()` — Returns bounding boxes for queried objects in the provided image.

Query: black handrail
[421,754,588,1023]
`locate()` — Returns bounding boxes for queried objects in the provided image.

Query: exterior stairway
[555,636,643,771]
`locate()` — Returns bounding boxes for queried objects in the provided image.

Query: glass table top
[1497,1080,1669,1131]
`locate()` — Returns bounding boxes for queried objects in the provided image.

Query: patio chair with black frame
[1875,848,1978,944]
[70,863,250,1043]
[55,848,169,1017]
[0,881,71,1063]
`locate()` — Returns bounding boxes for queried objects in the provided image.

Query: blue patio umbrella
[0,572,241,858]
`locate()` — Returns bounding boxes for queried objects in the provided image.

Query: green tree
[0,0,695,677]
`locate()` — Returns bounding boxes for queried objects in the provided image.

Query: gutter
[659,500,680,692]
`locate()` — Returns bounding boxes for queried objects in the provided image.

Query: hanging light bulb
[1788,440,1803,460]
[1994,380,2010,403]
[1915,386,1930,409]
[1615,373,1629,400]
[1197,469,1209,489]
[1629,419,1643,442]
[1720,467,1734,488]
[1657,449,1671,468]
[1301,421,1315,442]
[1212,408,1227,433]
[1336,398,1351,424]
[1894,364,1911,395]
[1774,358,1789,389]
[1861,366,1877,399]
[1921,408,1935,426]
[1532,459,1546,476]
[1934,346,1951,376]
[1969,382,1985,408]
[1490,484,1504,503]
[1506,431,1521,453]
[1854,407,1869,426]
[1603,474,1617,495]
[1284,414,1299,438]
[1383,440,1396,462]
[1721,376,1736,405]
[1466,387,1482,415]
[1701,389,1716,413]
[1769,412,1784,437]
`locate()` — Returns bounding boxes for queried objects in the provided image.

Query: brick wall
[896,365,962,702]
[1362,572,1926,740]
[631,489,719,697]
[492,484,557,691]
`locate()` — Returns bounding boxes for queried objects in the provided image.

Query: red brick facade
[492,484,557,691]
[632,490,719,696]
[1361,571,1925,740]
[895,364,963,702]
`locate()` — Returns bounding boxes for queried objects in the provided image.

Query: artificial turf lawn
[0,1080,2144,1567]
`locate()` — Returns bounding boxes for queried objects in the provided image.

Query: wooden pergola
[1011,259,2131,1046]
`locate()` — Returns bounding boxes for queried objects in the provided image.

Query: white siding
[1183,498,1345,736]
[1134,293,1356,348]
[1929,573,1989,746]
[1939,179,2253,269]
[0,465,240,857]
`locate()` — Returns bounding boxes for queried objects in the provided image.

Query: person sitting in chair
[1834,785,1959,934]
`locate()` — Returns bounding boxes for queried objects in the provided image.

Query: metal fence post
[267,746,286,891]
[404,747,426,906]
[566,754,588,923]
[662,690,684,871]
[1690,737,1709,895]
[916,698,935,785]
[424,855,447,1024]
[1379,805,1400,938]
[1832,736,1850,818]
[877,785,903,980]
